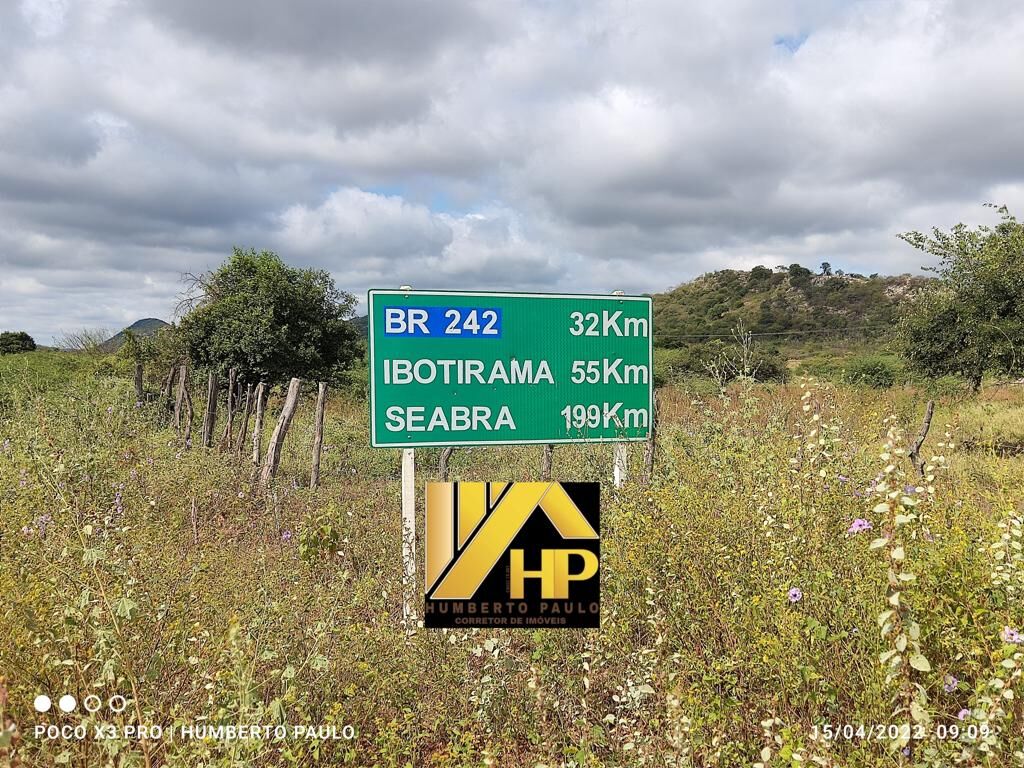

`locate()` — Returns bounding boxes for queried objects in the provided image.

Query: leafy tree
[897,205,1024,391]
[820,262,833,276]
[788,264,812,279]
[0,331,36,354]
[178,248,359,384]
[117,329,146,362]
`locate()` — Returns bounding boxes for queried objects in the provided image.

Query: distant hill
[350,314,369,338]
[652,266,932,347]
[102,318,170,352]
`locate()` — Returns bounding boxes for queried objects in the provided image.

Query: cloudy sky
[2,0,1023,343]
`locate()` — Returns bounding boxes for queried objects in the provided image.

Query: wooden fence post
[133,362,145,403]
[310,382,328,488]
[182,375,195,447]
[222,367,237,448]
[908,399,935,478]
[236,383,254,455]
[260,377,301,486]
[173,364,187,432]
[161,365,177,408]
[251,382,266,465]
[643,391,659,485]
[540,444,554,481]
[201,372,218,448]
[438,446,454,481]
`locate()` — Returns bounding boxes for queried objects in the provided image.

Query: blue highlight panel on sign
[382,306,503,338]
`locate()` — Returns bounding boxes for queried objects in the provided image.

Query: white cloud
[1,0,1023,342]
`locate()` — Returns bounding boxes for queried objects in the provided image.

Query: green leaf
[909,653,931,672]
[114,597,138,620]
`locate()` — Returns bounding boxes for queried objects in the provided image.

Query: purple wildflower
[902,747,911,757]
[21,525,34,537]
[135,401,143,409]
[129,469,138,481]
[1001,626,1022,644]
[106,406,113,415]
[837,474,850,483]
[787,587,803,603]
[904,484,917,494]
[847,518,873,534]
[957,708,970,721]
[943,675,958,693]
[281,530,293,543]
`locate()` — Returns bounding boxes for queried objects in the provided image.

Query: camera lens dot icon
[33,695,52,713]
[58,695,77,713]
[83,694,103,713]
[108,695,128,713]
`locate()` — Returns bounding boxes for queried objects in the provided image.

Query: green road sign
[368,289,652,447]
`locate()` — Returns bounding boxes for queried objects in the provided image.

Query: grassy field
[1,351,1023,767]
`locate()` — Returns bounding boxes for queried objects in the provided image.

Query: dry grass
[1,352,1023,766]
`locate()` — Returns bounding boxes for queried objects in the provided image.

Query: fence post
[438,446,454,482]
[182,373,195,447]
[237,383,254,455]
[260,377,301,486]
[173,364,187,432]
[222,367,237,447]
[310,382,328,488]
[908,399,935,477]
[401,447,417,624]
[201,372,218,448]
[161,365,176,409]
[643,391,659,485]
[251,382,266,466]
[541,444,554,480]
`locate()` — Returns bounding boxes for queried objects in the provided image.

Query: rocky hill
[652,265,931,347]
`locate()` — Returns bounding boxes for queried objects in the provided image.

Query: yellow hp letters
[426,482,599,600]
[509,548,599,599]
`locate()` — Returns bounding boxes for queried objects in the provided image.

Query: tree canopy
[0,331,36,354]
[897,205,1024,390]
[178,249,358,384]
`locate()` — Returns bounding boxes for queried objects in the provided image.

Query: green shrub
[843,355,902,388]
[0,331,36,354]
